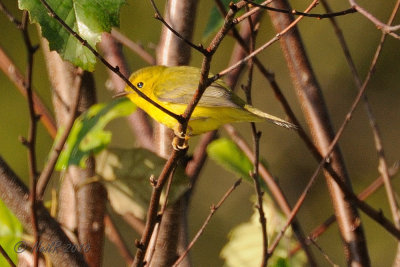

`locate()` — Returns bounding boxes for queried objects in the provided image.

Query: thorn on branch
[134,240,144,250]
[31,44,40,54]
[19,136,29,147]
[156,213,162,223]
[149,175,157,187]
[229,2,238,12]
[35,114,42,122]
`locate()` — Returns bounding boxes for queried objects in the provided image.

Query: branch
[217,0,319,79]
[149,0,206,55]
[111,29,156,65]
[20,11,40,267]
[36,68,83,198]
[0,156,88,267]
[0,46,57,138]
[244,0,356,19]
[241,12,268,266]
[0,244,16,267]
[172,179,242,267]
[104,213,134,265]
[132,3,246,266]
[349,0,400,39]
[290,161,400,255]
[0,0,21,27]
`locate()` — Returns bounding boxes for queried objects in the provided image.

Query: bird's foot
[172,125,191,151]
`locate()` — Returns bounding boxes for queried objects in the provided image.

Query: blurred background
[1,0,399,266]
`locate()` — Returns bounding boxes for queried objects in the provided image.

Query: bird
[120,65,296,148]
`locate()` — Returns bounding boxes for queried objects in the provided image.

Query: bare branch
[36,69,83,198]
[349,0,400,38]
[0,0,21,27]
[0,47,57,138]
[0,244,16,267]
[111,29,156,65]
[105,213,134,265]
[244,0,356,19]
[173,179,242,267]
[20,11,40,267]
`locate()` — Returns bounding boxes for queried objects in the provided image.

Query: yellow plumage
[124,65,296,135]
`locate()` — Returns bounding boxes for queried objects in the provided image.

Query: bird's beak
[113,91,129,99]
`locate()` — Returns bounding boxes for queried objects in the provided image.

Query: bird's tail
[244,105,298,130]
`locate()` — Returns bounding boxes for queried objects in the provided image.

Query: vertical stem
[148,1,198,266]
[21,11,39,267]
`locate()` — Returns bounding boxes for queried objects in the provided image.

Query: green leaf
[220,196,307,267]
[96,148,189,219]
[18,0,125,71]
[56,97,136,170]
[207,138,253,180]
[207,138,269,189]
[0,199,23,266]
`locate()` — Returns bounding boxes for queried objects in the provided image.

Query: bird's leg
[172,125,191,151]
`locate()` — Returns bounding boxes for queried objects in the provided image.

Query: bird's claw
[172,136,189,151]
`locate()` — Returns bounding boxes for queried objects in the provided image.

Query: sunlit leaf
[96,148,189,219]
[56,97,136,170]
[207,138,253,179]
[0,199,22,266]
[18,0,125,71]
[220,196,307,267]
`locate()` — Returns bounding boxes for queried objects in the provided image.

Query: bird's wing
[154,68,243,108]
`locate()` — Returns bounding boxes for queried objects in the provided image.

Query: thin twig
[36,69,83,198]
[269,56,400,255]
[20,11,40,267]
[111,29,156,65]
[145,171,175,265]
[242,11,268,266]
[233,0,272,24]
[172,178,242,267]
[308,238,339,267]
[0,0,21,27]
[104,213,134,265]
[149,0,206,55]
[349,0,400,39]
[217,0,319,79]
[0,244,16,267]
[0,47,57,138]
[244,0,356,19]
[290,161,400,255]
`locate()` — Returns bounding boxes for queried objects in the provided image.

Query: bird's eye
[137,82,144,88]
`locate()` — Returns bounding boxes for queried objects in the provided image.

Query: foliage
[0,199,23,266]
[220,196,306,267]
[207,138,267,189]
[96,148,189,219]
[18,0,125,71]
[56,98,136,170]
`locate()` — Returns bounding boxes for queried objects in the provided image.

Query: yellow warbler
[123,66,296,135]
